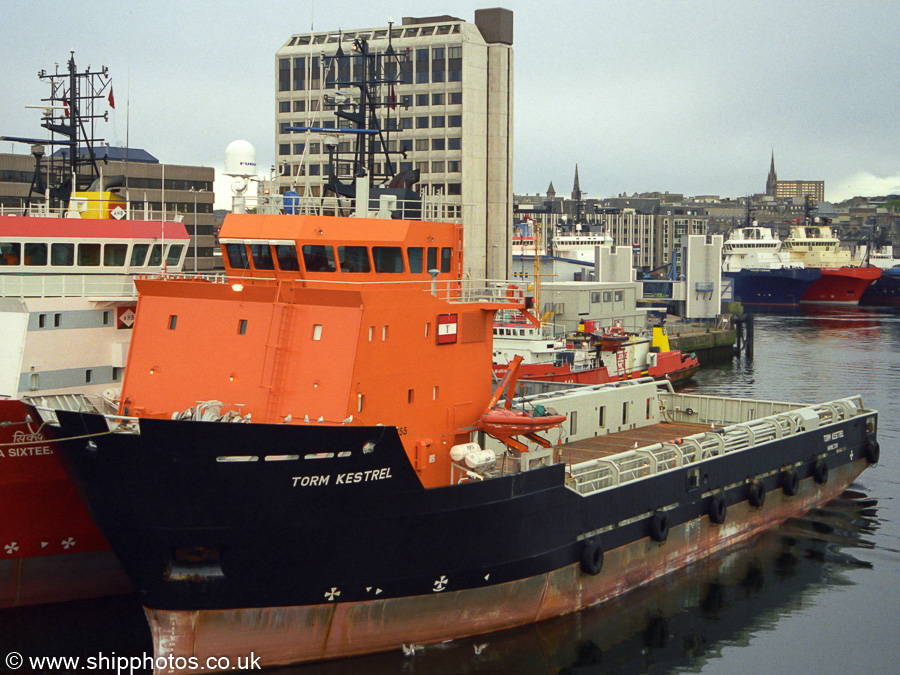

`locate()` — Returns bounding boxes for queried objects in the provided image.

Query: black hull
[53,410,877,613]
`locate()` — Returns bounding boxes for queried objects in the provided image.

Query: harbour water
[2,307,897,674]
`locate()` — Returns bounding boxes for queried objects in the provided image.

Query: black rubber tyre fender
[813,459,828,485]
[709,493,727,524]
[866,440,880,464]
[649,510,669,543]
[580,537,604,576]
[782,468,800,496]
[748,480,766,508]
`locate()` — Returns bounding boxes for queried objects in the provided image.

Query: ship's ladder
[261,298,294,423]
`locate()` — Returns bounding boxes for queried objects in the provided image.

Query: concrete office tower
[275,8,514,279]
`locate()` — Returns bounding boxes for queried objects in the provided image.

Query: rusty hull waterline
[147,459,866,674]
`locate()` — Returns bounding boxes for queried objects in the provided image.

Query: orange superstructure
[119,213,524,488]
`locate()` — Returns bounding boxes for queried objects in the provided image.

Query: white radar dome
[224,140,257,177]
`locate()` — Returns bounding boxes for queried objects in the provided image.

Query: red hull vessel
[0,400,129,607]
[799,267,881,305]
[507,349,699,387]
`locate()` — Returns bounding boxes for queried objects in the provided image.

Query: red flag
[108,86,116,109]
[62,99,70,117]
[389,85,396,110]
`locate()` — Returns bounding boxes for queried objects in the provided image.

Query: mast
[287,26,415,205]
[34,52,113,208]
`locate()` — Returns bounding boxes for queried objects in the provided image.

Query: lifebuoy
[650,510,669,542]
[813,460,828,485]
[709,493,727,524]
[866,440,880,464]
[782,468,800,496]
[505,284,521,302]
[748,480,766,508]
[580,536,604,575]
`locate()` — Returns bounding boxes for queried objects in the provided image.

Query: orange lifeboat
[476,355,566,451]
[479,406,566,436]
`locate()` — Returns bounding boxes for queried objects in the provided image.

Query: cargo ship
[44,36,879,672]
[45,201,880,670]
[0,53,190,607]
[721,225,820,307]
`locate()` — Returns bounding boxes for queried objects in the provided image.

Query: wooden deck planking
[559,422,710,464]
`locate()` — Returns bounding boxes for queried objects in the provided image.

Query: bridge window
[338,246,371,273]
[24,243,47,266]
[225,243,250,269]
[166,244,184,267]
[104,244,127,266]
[250,244,274,270]
[301,245,336,272]
[148,244,163,266]
[130,244,149,266]
[78,243,101,266]
[427,247,438,271]
[408,247,424,273]
[0,243,20,266]
[275,245,300,271]
[372,247,404,273]
[51,243,74,266]
[440,247,452,273]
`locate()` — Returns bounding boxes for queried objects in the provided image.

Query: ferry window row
[0,241,184,268]
[225,242,453,275]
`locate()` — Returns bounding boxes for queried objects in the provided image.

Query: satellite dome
[224,140,257,177]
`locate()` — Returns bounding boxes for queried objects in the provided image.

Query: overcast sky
[3,0,898,208]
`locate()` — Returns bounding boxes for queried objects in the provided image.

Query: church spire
[571,164,582,202]
[547,181,556,199]
[766,150,778,196]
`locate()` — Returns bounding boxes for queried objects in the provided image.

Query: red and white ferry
[0,207,189,607]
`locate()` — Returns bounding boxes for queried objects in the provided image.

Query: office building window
[448,137,461,150]
[432,115,445,128]
[416,116,429,129]
[448,115,462,127]
[292,57,305,90]
[279,58,290,92]
[416,94,429,107]
[432,138,445,151]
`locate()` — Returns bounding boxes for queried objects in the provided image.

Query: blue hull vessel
[860,267,900,306]
[725,268,821,307]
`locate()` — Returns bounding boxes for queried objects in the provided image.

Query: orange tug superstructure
[119,213,526,489]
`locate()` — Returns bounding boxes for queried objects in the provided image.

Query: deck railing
[0,273,139,298]
[567,394,869,496]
